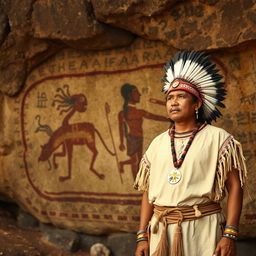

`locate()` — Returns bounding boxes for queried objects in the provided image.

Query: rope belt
[151,202,222,256]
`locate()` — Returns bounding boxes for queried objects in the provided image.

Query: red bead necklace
[169,125,199,168]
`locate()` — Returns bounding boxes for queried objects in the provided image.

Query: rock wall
[1,0,256,96]
[92,0,256,50]
[0,0,256,237]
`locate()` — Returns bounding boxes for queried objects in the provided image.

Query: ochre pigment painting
[9,39,173,234]
[1,39,256,236]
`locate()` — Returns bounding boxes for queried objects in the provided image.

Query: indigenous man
[134,51,247,256]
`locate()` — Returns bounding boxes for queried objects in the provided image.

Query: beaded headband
[162,50,226,122]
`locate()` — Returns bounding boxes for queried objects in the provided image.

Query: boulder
[90,243,110,256]
[107,233,136,256]
[40,223,80,252]
[31,0,135,50]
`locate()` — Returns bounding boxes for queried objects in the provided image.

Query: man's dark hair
[191,94,206,123]
[120,83,137,100]
[120,83,138,135]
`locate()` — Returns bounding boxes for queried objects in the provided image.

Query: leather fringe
[213,136,247,201]
[133,155,150,192]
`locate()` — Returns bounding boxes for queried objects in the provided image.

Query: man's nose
[171,98,178,106]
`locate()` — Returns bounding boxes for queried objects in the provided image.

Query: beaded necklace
[170,125,199,168]
[167,125,199,184]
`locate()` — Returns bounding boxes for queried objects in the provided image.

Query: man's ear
[196,99,202,109]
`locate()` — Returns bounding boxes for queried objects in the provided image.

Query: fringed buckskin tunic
[134,124,247,256]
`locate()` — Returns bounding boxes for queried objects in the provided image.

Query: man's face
[130,88,141,103]
[166,90,199,123]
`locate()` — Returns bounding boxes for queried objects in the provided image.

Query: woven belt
[151,202,222,256]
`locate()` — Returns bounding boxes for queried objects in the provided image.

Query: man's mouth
[170,109,180,113]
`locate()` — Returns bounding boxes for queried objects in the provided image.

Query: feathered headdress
[162,50,226,123]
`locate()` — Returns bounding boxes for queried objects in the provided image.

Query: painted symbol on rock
[37,91,48,108]
[36,84,115,182]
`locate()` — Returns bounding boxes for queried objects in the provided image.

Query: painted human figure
[118,83,168,180]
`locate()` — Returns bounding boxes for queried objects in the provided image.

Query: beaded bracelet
[222,233,237,240]
[137,229,147,235]
[224,228,238,236]
[137,233,148,239]
[136,229,148,243]
[225,225,239,232]
[136,237,148,243]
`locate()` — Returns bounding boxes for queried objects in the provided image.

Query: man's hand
[119,143,125,151]
[213,237,236,256]
[135,241,149,256]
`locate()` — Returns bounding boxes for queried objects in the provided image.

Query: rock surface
[40,223,80,252]
[0,0,134,95]
[17,208,39,229]
[80,234,107,252]
[107,233,136,256]
[32,0,134,50]
[92,0,256,50]
[0,0,256,95]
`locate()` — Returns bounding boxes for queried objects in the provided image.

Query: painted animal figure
[37,85,115,181]
[38,122,115,181]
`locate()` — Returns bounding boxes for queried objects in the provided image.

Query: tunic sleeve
[213,136,247,201]
[133,134,159,191]
[133,154,151,192]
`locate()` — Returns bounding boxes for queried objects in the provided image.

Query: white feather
[190,67,205,81]
[201,89,218,96]
[184,62,202,79]
[202,104,213,118]
[163,83,170,92]
[179,60,192,77]
[173,59,184,78]
[199,80,217,87]
[190,67,208,82]
[204,100,216,112]
[204,94,218,104]
[196,74,213,84]
[166,68,174,83]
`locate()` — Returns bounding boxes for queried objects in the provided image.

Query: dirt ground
[0,202,90,256]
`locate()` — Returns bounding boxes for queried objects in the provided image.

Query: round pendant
[167,169,182,184]
[171,80,180,88]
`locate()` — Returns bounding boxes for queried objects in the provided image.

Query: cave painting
[118,83,168,180]
[36,84,115,182]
